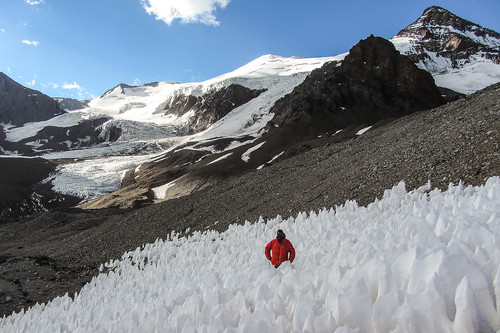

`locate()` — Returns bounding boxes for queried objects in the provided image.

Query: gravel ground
[0,83,499,317]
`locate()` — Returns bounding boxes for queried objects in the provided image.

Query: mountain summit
[391,6,500,94]
[0,73,65,126]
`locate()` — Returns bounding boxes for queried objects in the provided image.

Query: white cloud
[1,28,5,33]
[26,79,36,87]
[22,39,40,46]
[25,0,43,5]
[62,82,92,99]
[142,0,231,26]
[62,82,82,90]
[132,78,142,86]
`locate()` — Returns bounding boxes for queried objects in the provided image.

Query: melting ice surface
[1,177,500,332]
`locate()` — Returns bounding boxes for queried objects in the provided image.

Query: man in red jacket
[265,229,295,268]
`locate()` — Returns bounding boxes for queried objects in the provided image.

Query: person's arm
[288,241,295,263]
[265,240,274,261]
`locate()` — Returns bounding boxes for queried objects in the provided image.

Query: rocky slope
[0,81,498,317]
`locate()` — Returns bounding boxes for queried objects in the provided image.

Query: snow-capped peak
[85,53,346,127]
[397,6,500,50]
[391,6,500,94]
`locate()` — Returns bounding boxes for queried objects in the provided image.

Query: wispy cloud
[142,0,231,26]
[1,28,5,33]
[25,0,43,5]
[26,79,36,87]
[62,81,93,99]
[62,82,82,90]
[22,39,40,46]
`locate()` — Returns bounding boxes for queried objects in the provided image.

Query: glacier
[1,177,499,332]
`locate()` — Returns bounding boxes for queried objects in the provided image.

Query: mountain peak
[0,72,65,126]
[391,6,500,94]
[414,5,469,27]
[396,6,500,49]
[421,5,455,21]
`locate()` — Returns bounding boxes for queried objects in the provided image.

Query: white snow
[257,151,284,170]
[241,142,265,162]
[207,152,233,165]
[267,151,284,164]
[151,178,180,200]
[391,36,500,95]
[356,126,372,135]
[432,59,500,95]
[2,177,499,332]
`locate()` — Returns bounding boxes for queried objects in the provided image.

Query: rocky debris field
[0,82,499,317]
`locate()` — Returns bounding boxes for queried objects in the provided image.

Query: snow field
[1,178,500,332]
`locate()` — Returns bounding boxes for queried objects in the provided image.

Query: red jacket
[265,236,295,267]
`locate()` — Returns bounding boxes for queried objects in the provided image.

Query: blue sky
[1,0,499,100]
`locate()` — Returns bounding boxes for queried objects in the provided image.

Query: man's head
[277,229,285,243]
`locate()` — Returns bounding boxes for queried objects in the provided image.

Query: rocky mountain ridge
[0,73,65,127]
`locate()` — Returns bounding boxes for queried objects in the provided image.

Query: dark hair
[277,229,284,235]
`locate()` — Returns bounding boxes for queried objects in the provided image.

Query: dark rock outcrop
[0,158,81,218]
[164,84,266,133]
[0,73,65,126]
[271,36,445,135]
